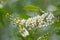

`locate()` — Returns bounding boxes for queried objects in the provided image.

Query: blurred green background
[0,0,60,40]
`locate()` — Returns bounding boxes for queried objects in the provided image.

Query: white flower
[41,13,48,20]
[13,18,26,26]
[13,19,20,24]
[38,23,43,28]
[38,13,48,23]
[26,18,36,27]
[19,28,29,37]
[38,21,46,28]
[0,4,3,8]
[26,17,37,30]
[48,13,54,19]
[26,18,32,27]
[46,13,54,23]
[20,19,26,25]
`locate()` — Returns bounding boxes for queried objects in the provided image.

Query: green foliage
[23,5,40,12]
[56,28,60,35]
[52,20,60,27]
[54,4,60,9]
[53,4,60,17]
[18,14,31,19]
[0,9,7,26]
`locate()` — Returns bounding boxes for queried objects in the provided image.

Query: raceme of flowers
[7,12,55,37]
[13,12,54,29]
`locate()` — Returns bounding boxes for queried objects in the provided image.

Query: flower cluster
[7,12,55,37]
[26,13,54,29]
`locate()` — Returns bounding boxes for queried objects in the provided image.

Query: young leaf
[18,14,31,19]
[23,5,40,12]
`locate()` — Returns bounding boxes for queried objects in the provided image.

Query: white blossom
[19,28,29,37]
[20,19,26,25]
[8,12,55,37]
[38,21,46,28]
[13,18,20,24]
[9,12,55,30]
[41,13,48,20]
[26,18,36,27]
[46,12,54,23]
[25,13,54,29]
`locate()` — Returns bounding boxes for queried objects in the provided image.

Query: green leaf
[56,29,60,35]
[0,9,7,27]
[54,4,60,9]
[52,20,60,27]
[18,14,31,19]
[23,5,40,12]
